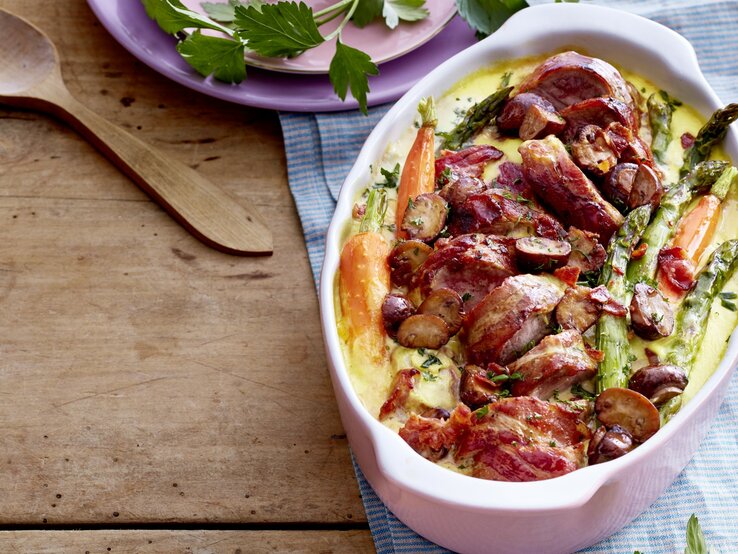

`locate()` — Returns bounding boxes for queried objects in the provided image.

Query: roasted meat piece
[436,144,503,181]
[417,234,518,310]
[493,161,536,200]
[566,227,607,273]
[605,122,654,166]
[508,330,599,399]
[571,124,618,176]
[561,97,637,136]
[399,403,472,462]
[379,368,419,420]
[455,396,590,481]
[518,51,635,111]
[519,135,624,242]
[658,246,695,295]
[464,274,566,365]
[556,284,626,333]
[497,92,559,132]
[448,189,566,239]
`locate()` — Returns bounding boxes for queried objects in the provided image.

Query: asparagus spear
[596,205,652,392]
[439,86,513,150]
[648,91,680,164]
[681,103,738,176]
[660,239,738,422]
[626,161,729,285]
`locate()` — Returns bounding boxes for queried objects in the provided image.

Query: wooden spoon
[0,9,272,256]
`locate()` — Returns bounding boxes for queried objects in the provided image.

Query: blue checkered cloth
[279,1,738,551]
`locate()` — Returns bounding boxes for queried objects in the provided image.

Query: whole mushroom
[628,364,688,406]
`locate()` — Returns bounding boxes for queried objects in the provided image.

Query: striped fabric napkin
[279,1,738,551]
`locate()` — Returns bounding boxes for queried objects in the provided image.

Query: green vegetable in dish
[681,103,738,176]
[648,90,681,163]
[626,161,728,286]
[438,86,513,150]
[659,239,738,422]
[596,205,652,392]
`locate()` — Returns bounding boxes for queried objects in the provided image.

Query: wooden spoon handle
[40,89,273,255]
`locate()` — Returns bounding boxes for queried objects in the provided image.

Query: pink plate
[86,0,477,112]
[184,0,458,74]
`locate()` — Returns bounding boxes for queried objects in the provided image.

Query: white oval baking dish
[319,4,738,553]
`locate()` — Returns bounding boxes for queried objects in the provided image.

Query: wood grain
[0,8,272,255]
[0,0,366,530]
[0,530,375,553]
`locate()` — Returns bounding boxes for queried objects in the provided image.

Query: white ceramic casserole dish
[319,4,738,553]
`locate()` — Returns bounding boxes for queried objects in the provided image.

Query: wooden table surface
[0,0,374,551]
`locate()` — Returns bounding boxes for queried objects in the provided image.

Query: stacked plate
[87,0,476,111]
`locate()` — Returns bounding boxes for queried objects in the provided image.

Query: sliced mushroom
[497,92,557,131]
[515,237,572,272]
[388,240,434,287]
[587,424,634,464]
[459,364,500,409]
[401,193,448,242]
[519,104,566,140]
[381,294,416,338]
[629,164,664,210]
[396,314,450,349]
[571,124,618,176]
[628,364,688,406]
[630,282,674,340]
[595,387,660,442]
[418,288,465,336]
[602,162,638,209]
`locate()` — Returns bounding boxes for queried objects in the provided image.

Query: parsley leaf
[177,31,247,83]
[143,0,231,34]
[571,383,596,400]
[455,0,528,38]
[383,0,429,29]
[420,354,441,368]
[234,1,324,58]
[685,514,708,554]
[374,163,401,189]
[420,369,439,381]
[202,0,262,22]
[329,38,379,115]
[352,0,384,27]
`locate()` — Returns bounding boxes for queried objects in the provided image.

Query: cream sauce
[335,52,737,423]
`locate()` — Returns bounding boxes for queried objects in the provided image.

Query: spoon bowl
[0,8,272,255]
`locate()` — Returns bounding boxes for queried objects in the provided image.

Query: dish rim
[319,2,738,512]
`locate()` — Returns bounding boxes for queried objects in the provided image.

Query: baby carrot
[339,189,391,364]
[658,166,737,297]
[395,97,438,237]
[672,166,736,265]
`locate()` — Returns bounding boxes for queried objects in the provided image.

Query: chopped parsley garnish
[571,383,596,400]
[475,405,489,419]
[373,163,400,189]
[719,291,737,300]
[721,298,737,311]
[461,292,472,302]
[487,371,523,383]
[420,354,442,368]
[420,369,438,382]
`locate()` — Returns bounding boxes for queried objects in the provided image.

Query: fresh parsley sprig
[143,0,577,114]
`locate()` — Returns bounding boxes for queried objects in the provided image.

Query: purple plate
[86,0,477,112]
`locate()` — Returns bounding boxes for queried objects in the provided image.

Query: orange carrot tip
[709,166,737,201]
[417,97,437,128]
